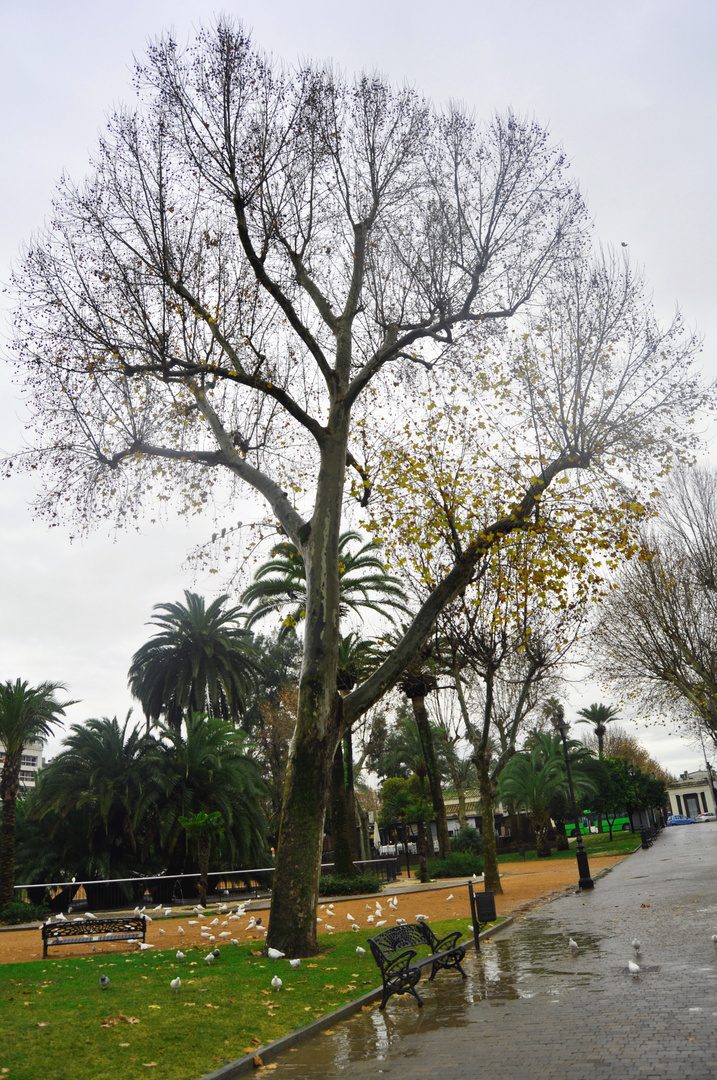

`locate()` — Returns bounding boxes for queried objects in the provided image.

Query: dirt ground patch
[0,854,627,965]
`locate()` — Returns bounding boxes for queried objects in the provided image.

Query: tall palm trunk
[0,751,21,908]
[410,695,450,858]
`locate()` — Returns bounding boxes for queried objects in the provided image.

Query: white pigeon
[217,904,228,913]
[316,917,323,923]
[289,958,301,968]
[138,942,154,950]
[396,918,406,925]
[55,913,67,922]
[201,931,211,939]
[133,906,142,916]
[632,938,641,952]
[711,934,717,943]
[415,915,428,922]
[145,914,153,923]
[193,906,202,914]
[170,977,181,992]
[325,924,335,932]
[221,921,228,927]
[271,975,282,991]
[188,920,198,926]
[153,904,162,911]
[375,903,382,914]
[346,913,356,922]
[73,917,84,922]
[628,960,640,976]
[352,924,360,932]
[569,938,578,952]
[164,908,172,917]
[445,894,454,902]
[267,948,285,960]
[158,928,166,935]
[231,938,239,946]
[85,912,97,920]
[210,918,219,926]
[99,973,111,989]
[208,935,216,942]
[367,916,375,923]
[356,946,366,956]
[375,920,387,927]
[204,952,215,964]
[219,931,231,938]
[176,950,185,961]
[177,926,185,935]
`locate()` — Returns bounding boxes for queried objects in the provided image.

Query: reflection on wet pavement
[267,919,607,1076]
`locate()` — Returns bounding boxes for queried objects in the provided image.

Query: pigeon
[352,924,360,932]
[346,913,356,922]
[176,950,185,961]
[177,926,185,935]
[415,915,428,922]
[99,974,111,990]
[711,934,717,944]
[325,924,335,932]
[217,904,228,913]
[219,931,231,938]
[170,977,181,992]
[85,912,97,920]
[153,904,162,911]
[208,935,216,942]
[289,958,301,968]
[256,918,263,927]
[375,903,382,914]
[164,908,172,917]
[445,894,454,902]
[55,913,67,922]
[271,976,282,991]
[210,918,219,926]
[201,931,211,939]
[138,942,154,950]
[356,946,366,956]
[628,960,640,977]
[396,917,406,925]
[158,928,166,935]
[569,938,579,953]
[632,938,641,952]
[188,920,198,926]
[213,948,220,958]
[267,948,285,960]
[231,938,239,946]
[204,952,215,964]
[375,920,387,927]
[367,915,375,923]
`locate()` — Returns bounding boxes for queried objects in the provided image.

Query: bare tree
[594,469,717,747]
[7,23,707,952]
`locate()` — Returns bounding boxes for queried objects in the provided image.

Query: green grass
[497,830,639,863]
[0,918,477,1080]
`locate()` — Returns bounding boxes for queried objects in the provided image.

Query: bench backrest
[42,916,146,940]
[368,922,434,966]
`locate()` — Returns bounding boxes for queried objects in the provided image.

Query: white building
[666,769,717,819]
[0,739,45,788]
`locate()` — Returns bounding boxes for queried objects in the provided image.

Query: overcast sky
[1,0,715,774]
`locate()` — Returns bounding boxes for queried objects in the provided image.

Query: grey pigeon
[99,974,111,989]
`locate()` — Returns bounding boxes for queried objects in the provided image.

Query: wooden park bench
[368,922,467,1009]
[42,915,147,958]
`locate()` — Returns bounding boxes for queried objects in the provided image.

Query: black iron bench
[368,922,467,1009]
[42,915,147,957]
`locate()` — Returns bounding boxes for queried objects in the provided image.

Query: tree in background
[179,810,224,907]
[128,591,260,732]
[576,703,621,758]
[9,22,707,953]
[0,680,74,908]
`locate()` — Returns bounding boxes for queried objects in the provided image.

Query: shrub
[0,899,50,925]
[318,873,383,897]
[450,825,483,855]
[425,852,484,878]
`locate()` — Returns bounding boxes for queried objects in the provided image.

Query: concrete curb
[198,917,514,1080]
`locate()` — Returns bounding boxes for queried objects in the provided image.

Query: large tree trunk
[476,757,503,894]
[410,695,450,858]
[197,833,210,908]
[329,739,356,878]
[416,816,428,883]
[0,754,21,909]
[343,732,361,860]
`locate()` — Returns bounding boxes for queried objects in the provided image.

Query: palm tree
[241,531,409,634]
[152,713,269,882]
[31,714,158,880]
[128,591,261,732]
[0,680,74,907]
[576,702,621,758]
[498,732,596,857]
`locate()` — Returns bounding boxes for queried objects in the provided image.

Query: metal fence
[14,858,399,914]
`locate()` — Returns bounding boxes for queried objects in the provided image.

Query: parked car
[666,814,696,825]
[695,811,716,822]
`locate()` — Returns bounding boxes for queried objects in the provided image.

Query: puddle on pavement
[265,919,607,1077]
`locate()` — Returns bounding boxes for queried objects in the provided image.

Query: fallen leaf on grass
[204,1004,220,1009]
[253,1054,263,1066]
[307,963,318,968]
[323,984,335,990]
[120,1015,140,1025]
[183,1002,196,1007]
[37,1022,49,1028]
[251,1038,261,1046]
[303,1006,311,1012]
[360,1005,374,1012]
[101,1018,120,1028]
[142,1063,158,1068]
[119,1042,130,1047]
[148,1005,161,1010]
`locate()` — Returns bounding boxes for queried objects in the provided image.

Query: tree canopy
[7,20,709,953]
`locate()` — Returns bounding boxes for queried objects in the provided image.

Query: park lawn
[0,918,477,1080]
[497,830,640,863]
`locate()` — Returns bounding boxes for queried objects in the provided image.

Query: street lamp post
[551,711,594,891]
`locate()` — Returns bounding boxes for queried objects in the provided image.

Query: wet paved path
[267,827,717,1079]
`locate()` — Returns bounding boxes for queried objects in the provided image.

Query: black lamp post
[551,711,594,891]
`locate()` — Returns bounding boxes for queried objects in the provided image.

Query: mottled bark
[476,759,503,894]
[343,733,361,861]
[410,696,450,859]
[329,740,356,878]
